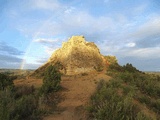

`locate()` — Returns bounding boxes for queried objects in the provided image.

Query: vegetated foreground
[1,60,160,120]
[13,70,110,120]
[88,63,160,120]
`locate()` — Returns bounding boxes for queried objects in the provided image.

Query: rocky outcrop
[34,36,106,76]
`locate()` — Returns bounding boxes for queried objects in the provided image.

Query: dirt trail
[43,72,110,120]
[14,77,42,88]
[14,72,110,120]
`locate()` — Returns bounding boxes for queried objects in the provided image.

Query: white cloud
[117,47,160,59]
[139,17,160,34]
[34,38,58,44]
[131,47,160,58]
[64,7,75,14]
[65,13,112,32]
[32,12,112,39]
[129,16,160,40]
[126,42,136,47]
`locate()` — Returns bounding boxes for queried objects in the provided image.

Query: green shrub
[136,112,152,120]
[88,80,152,120]
[105,62,159,119]
[123,63,140,73]
[136,94,151,105]
[40,65,61,95]
[107,63,124,72]
[15,85,35,98]
[0,73,54,120]
[0,73,39,120]
[122,85,137,96]
[0,89,14,120]
[136,94,160,114]
[0,86,40,120]
[0,73,14,90]
[12,95,39,120]
[150,99,160,114]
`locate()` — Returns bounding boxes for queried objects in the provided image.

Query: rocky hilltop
[34,36,106,76]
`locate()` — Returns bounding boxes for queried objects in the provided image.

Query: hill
[33,36,106,77]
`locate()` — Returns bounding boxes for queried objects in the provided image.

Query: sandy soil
[14,77,43,88]
[43,72,110,120]
[14,72,111,120]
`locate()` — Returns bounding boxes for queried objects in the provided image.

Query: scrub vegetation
[88,62,160,120]
[0,65,61,120]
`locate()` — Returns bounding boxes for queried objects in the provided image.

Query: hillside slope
[43,72,110,120]
[14,71,110,120]
[33,36,106,76]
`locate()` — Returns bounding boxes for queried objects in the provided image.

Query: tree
[0,73,14,90]
[123,63,140,73]
[40,65,61,94]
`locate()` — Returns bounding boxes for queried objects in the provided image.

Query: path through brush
[43,72,110,120]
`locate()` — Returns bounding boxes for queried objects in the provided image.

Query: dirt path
[43,72,110,120]
[14,72,110,120]
[14,77,42,88]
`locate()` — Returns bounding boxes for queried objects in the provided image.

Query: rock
[34,36,106,76]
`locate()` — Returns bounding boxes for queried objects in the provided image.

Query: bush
[0,73,14,90]
[0,86,40,120]
[15,85,35,98]
[88,80,152,120]
[136,112,152,120]
[104,62,160,119]
[136,94,160,114]
[12,95,39,120]
[0,88,14,120]
[0,73,41,120]
[36,65,62,113]
[107,63,123,72]
[123,63,140,73]
[40,65,61,95]
[107,63,160,98]
[0,70,62,120]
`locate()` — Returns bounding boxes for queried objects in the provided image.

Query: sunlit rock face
[35,36,106,75]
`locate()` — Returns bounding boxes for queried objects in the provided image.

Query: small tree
[0,73,14,90]
[40,65,61,94]
[123,63,140,73]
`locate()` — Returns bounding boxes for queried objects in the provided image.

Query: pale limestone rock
[35,36,106,75]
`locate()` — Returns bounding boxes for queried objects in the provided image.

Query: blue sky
[0,0,160,71]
